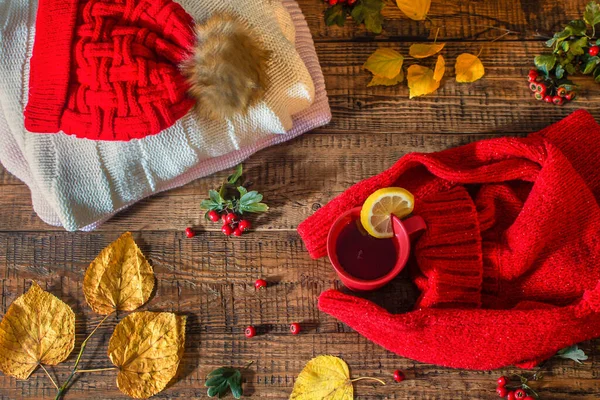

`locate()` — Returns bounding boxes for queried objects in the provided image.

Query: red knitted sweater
[298,110,600,370]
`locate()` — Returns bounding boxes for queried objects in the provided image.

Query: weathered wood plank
[299,0,591,42]
[0,231,598,399]
[0,133,506,232]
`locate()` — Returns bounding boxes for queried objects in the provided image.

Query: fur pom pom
[181,14,271,121]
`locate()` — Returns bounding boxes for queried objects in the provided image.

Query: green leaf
[545,38,556,48]
[206,367,243,398]
[568,36,589,55]
[240,191,264,206]
[583,56,599,74]
[555,63,565,79]
[351,0,385,34]
[566,63,577,74]
[227,164,244,185]
[534,54,557,75]
[557,345,588,364]
[562,40,570,52]
[594,66,600,82]
[209,190,224,205]
[324,4,347,27]
[240,203,269,213]
[584,2,600,27]
[567,19,588,36]
[237,186,248,197]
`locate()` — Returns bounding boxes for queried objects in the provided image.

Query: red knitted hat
[298,110,600,370]
[24,0,196,141]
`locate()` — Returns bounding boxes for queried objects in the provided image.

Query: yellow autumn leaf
[407,64,440,98]
[368,69,404,87]
[363,48,404,79]
[433,55,445,82]
[0,282,75,379]
[455,53,485,83]
[290,355,353,399]
[396,0,431,21]
[108,312,186,399]
[409,43,445,58]
[83,232,154,315]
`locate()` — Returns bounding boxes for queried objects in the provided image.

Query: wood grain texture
[1,0,600,399]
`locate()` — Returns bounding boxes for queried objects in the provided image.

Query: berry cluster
[496,376,535,400]
[528,69,575,105]
[324,0,356,5]
[207,210,251,237]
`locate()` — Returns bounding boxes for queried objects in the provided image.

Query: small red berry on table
[185,227,195,238]
[224,213,238,224]
[238,219,251,232]
[496,386,508,397]
[254,279,267,290]
[534,92,544,101]
[566,92,576,101]
[553,95,564,106]
[590,45,600,56]
[222,224,233,236]
[523,397,535,400]
[497,376,507,387]
[514,389,526,399]
[544,95,553,103]
[507,391,516,400]
[536,83,547,95]
[529,82,538,91]
[233,228,243,237]
[245,326,256,338]
[290,322,301,335]
[557,87,567,97]
[207,210,220,222]
[393,369,405,383]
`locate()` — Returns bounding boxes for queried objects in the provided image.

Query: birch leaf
[290,355,352,399]
[409,43,445,58]
[396,0,431,21]
[0,282,75,379]
[363,48,404,79]
[108,312,186,399]
[368,69,404,86]
[433,55,445,82]
[455,53,485,83]
[83,232,154,315]
[407,64,440,98]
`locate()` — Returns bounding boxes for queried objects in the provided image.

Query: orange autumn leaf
[396,0,431,21]
[434,55,445,82]
[363,48,404,79]
[455,53,485,83]
[407,64,440,98]
[409,43,445,58]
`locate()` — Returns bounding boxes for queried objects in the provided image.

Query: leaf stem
[350,376,386,385]
[54,313,112,400]
[40,364,59,390]
[76,367,116,373]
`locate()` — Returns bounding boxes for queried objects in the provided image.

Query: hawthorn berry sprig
[201,164,268,237]
[530,1,600,105]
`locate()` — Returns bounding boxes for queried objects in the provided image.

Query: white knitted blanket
[0,0,331,231]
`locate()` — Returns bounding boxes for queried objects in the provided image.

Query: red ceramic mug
[326,207,426,291]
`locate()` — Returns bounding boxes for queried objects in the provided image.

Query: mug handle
[402,215,426,236]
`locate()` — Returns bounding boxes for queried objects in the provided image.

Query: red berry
[224,213,238,224]
[529,69,538,77]
[523,397,535,400]
[536,83,547,95]
[254,279,267,290]
[590,45,600,56]
[566,91,576,101]
[544,95,552,103]
[185,227,195,238]
[496,386,508,397]
[393,369,405,383]
[238,219,251,232]
[497,376,507,387]
[233,228,243,237]
[557,87,567,97]
[507,391,516,400]
[208,210,220,222]
[328,0,338,5]
[534,92,543,101]
[222,224,233,236]
[514,389,526,399]
[244,326,256,338]
[527,75,537,83]
[528,82,538,92]
[290,322,301,335]
[553,96,564,106]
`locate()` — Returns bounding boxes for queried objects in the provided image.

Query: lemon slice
[360,187,414,239]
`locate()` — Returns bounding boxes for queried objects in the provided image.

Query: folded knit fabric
[0,0,331,230]
[298,110,600,370]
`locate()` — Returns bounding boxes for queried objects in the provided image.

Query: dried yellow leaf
[407,64,440,98]
[367,69,404,87]
[409,43,445,58]
[363,48,404,79]
[396,0,431,20]
[0,282,75,379]
[84,232,154,315]
[433,55,445,82]
[455,53,485,83]
[108,312,186,399]
[290,355,353,399]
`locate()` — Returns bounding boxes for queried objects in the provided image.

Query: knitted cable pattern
[25,0,196,140]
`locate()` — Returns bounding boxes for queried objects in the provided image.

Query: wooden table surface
[2,0,600,399]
